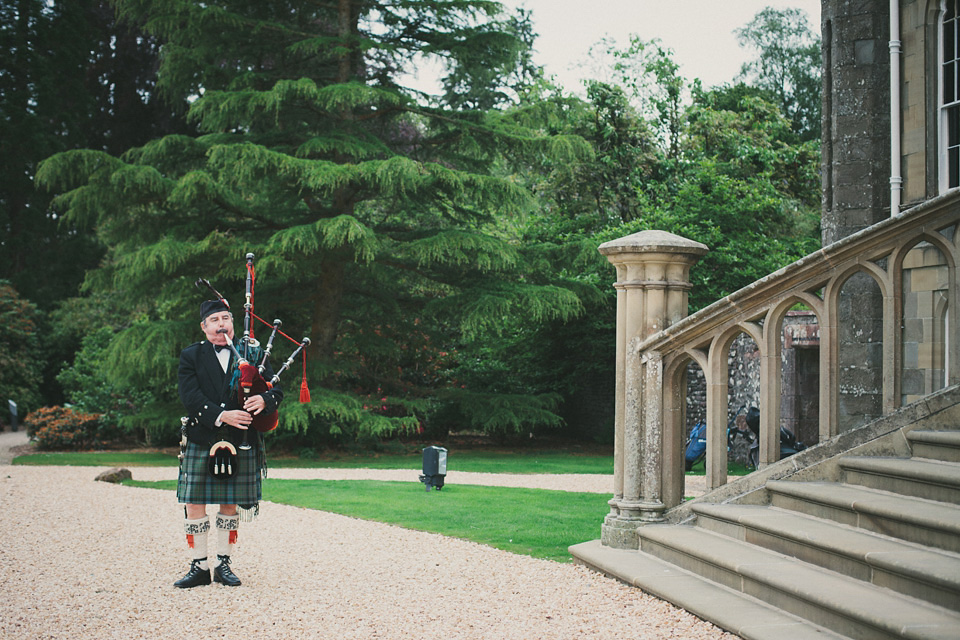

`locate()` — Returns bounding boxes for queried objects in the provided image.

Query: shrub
[56,326,152,442]
[0,281,43,413]
[24,406,104,450]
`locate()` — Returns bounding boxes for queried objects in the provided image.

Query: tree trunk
[311,258,345,373]
[308,0,359,373]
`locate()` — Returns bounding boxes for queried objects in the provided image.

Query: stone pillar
[598,231,708,549]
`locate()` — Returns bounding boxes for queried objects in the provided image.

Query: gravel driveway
[0,461,735,639]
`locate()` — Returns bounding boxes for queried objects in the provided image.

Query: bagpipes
[195,253,310,474]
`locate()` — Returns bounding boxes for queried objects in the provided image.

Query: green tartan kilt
[177,440,261,507]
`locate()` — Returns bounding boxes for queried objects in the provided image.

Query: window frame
[940,0,960,191]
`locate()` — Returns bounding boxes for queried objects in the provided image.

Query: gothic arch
[824,261,892,307]
[895,233,956,399]
[661,350,707,508]
[762,295,826,453]
[764,293,825,339]
[891,231,957,272]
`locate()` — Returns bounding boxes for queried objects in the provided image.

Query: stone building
[824,0,952,431]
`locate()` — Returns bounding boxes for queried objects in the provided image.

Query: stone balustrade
[598,190,960,549]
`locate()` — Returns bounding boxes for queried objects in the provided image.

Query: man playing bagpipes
[174,254,310,588]
[174,298,283,588]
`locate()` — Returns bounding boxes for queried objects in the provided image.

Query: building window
[943,0,960,190]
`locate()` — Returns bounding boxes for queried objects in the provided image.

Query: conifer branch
[210,196,287,231]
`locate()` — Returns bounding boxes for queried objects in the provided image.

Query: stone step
[691,503,960,612]
[569,539,849,640]
[838,457,960,504]
[636,525,960,640]
[766,480,960,553]
[908,429,960,463]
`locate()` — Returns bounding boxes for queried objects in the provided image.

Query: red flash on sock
[186,534,195,549]
[229,530,238,545]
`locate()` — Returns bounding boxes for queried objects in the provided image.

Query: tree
[624,80,822,309]
[1,0,101,306]
[1,0,193,409]
[581,36,687,158]
[0,281,43,416]
[57,326,153,441]
[735,7,822,142]
[0,1,189,307]
[479,44,822,439]
[37,0,588,442]
[537,80,661,226]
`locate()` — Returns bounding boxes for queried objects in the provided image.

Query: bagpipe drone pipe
[196,253,310,436]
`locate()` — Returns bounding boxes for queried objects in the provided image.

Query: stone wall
[821,0,891,244]
[682,336,762,433]
[900,0,938,203]
[836,272,885,432]
[901,241,950,404]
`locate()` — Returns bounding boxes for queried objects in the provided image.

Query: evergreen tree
[37,0,587,442]
[0,0,188,307]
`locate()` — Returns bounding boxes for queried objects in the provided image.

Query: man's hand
[221,410,252,429]
[243,394,266,415]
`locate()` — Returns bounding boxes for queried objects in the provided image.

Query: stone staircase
[571,428,960,639]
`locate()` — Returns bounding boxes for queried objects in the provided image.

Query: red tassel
[299,351,310,403]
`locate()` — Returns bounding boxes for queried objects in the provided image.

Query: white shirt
[214,343,231,426]
[216,345,231,373]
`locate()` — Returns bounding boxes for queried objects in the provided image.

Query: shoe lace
[216,555,236,578]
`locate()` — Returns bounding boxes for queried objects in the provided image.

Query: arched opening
[719,328,761,475]
[900,240,950,403]
[779,302,821,450]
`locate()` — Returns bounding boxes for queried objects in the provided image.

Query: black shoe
[213,555,241,586]
[174,560,211,588]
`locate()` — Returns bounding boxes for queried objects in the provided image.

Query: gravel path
[0,431,733,638]
[0,429,28,465]
[0,461,735,639]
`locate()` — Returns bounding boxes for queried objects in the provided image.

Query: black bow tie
[214,343,230,353]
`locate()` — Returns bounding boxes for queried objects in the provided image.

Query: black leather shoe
[213,555,241,586]
[174,560,211,588]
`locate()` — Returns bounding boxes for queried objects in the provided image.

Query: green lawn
[14,450,614,474]
[127,477,606,562]
[13,449,752,475]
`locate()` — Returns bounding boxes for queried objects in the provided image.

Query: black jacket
[178,340,284,448]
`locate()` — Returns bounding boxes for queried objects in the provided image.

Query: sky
[485,0,821,93]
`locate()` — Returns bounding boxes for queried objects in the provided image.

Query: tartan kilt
[177,440,261,507]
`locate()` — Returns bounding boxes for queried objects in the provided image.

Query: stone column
[598,231,708,549]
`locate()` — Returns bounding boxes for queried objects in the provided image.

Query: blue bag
[684,421,707,471]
